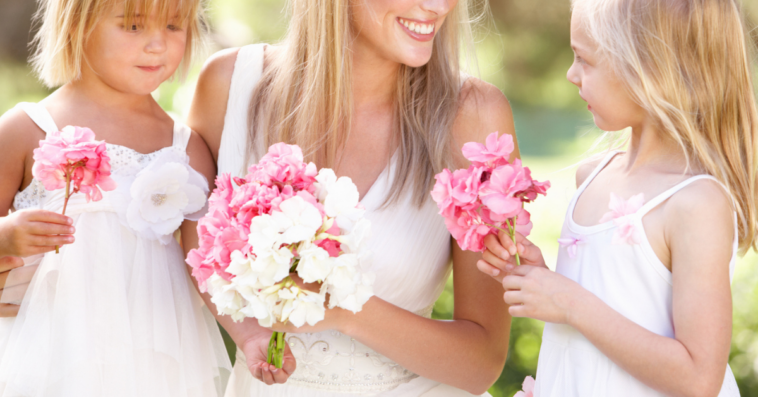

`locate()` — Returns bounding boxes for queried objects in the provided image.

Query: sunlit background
[1,0,757,395]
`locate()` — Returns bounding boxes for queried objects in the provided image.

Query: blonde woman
[186,0,515,396]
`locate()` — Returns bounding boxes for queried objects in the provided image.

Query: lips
[397,17,435,42]
[137,66,162,72]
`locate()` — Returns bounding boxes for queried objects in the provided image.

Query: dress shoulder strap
[575,151,621,196]
[171,121,192,151]
[219,43,267,177]
[636,174,733,217]
[16,102,59,135]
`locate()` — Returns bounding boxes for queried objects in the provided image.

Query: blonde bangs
[31,0,206,88]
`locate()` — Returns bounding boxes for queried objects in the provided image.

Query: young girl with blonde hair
[479,0,757,396]
[0,0,231,395]
[188,0,515,395]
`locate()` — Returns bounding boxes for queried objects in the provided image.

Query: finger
[24,210,73,225]
[481,250,509,271]
[495,230,519,256]
[250,362,264,382]
[0,256,24,273]
[477,258,503,278]
[508,304,528,318]
[272,362,292,383]
[261,364,276,385]
[28,222,75,237]
[503,290,524,306]
[0,282,29,304]
[484,234,512,262]
[280,344,297,377]
[502,274,524,290]
[29,235,75,247]
[0,264,36,289]
[0,303,19,317]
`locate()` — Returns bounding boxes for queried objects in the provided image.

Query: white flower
[285,289,326,327]
[328,272,375,313]
[336,218,371,253]
[296,242,334,283]
[207,274,246,322]
[314,169,337,202]
[323,177,364,231]
[116,151,208,244]
[277,196,323,245]
[248,212,291,255]
[249,246,294,287]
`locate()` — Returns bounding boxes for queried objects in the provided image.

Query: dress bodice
[218,44,453,394]
[12,102,208,244]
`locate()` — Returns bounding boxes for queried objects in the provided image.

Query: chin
[397,48,434,68]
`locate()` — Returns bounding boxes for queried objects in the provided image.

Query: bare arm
[0,107,75,316]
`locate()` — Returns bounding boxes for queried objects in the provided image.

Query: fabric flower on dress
[514,376,535,397]
[114,150,208,244]
[599,192,644,245]
[557,235,585,258]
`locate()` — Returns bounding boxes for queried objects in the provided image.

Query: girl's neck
[351,43,400,109]
[622,121,690,174]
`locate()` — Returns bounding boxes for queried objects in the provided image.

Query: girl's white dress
[535,151,741,397]
[0,103,232,397]
[217,43,487,397]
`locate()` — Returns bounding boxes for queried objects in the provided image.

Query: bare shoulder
[452,77,517,165]
[0,106,44,155]
[187,47,241,161]
[575,155,607,188]
[667,178,734,226]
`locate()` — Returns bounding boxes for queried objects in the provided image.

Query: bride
[186,0,517,395]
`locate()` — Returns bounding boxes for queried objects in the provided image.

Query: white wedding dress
[218,44,490,397]
[0,103,232,396]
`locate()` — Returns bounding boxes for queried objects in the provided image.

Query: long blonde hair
[31,0,205,88]
[248,0,483,207]
[573,0,758,251]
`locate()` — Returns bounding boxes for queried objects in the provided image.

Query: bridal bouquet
[187,143,374,368]
[32,126,116,253]
[431,132,549,265]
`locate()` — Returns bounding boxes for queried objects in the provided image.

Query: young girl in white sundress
[478,0,757,396]
[0,0,231,395]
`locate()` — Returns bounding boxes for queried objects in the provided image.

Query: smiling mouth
[397,17,435,40]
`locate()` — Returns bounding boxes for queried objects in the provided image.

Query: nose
[420,0,454,16]
[566,61,581,87]
[144,28,167,54]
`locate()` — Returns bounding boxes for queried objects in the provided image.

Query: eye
[129,24,141,31]
[167,24,180,31]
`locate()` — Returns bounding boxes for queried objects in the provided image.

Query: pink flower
[599,193,644,245]
[479,160,532,219]
[558,234,585,258]
[461,131,515,167]
[445,209,493,252]
[431,169,456,217]
[514,376,535,397]
[516,168,551,203]
[32,126,116,202]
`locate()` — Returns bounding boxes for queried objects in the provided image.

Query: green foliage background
[0,0,757,395]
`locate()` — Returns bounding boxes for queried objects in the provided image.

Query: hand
[240,332,297,385]
[0,256,35,317]
[0,210,75,257]
[501,264,588,324]
[477,230,547,283]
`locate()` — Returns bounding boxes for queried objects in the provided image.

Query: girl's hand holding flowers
[478,230,547,282]
[501,263,588,324]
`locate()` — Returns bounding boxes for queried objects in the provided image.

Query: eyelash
[126,24,181,32]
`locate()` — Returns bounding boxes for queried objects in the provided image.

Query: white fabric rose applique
[111,150,209,244]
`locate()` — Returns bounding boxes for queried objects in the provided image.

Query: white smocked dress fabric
[218,44,487,397]
[0,103,232,397]
[534,151,741,397]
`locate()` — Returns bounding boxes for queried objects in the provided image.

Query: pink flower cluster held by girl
[431,131,549,253]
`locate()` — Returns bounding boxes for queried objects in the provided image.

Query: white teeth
[399,18,433,35]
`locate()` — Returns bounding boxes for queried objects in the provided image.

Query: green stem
[56,173,73,254]
[266,331,287,369]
